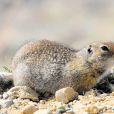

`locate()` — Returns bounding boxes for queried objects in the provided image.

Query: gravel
[0,88,114,114]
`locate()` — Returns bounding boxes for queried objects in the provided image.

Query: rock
[34,109,52,114]
[3,92,9,99]
[21,105,38,114]
[56,108,66,114]
[112,106,114,110]
[85,105,100,114]
[111,91,114,96]
[1,99,14,108]
[7,86,39,101]
[67,102,73,108]
[57,105,66,110]
[73,103,88,114]
[39,100,46,104]
[55,87,78,103]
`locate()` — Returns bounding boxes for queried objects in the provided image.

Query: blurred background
[0,0,114,71]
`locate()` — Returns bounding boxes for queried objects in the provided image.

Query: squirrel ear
[87,45,92,54]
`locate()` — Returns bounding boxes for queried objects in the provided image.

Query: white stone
[1,99,14,108]
[21,105,38,114]
[3,92,9,99]
[7,86,39,101]
[55,87,78,103]
[34,109,52,114]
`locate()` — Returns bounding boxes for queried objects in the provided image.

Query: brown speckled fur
[12,40,114,94]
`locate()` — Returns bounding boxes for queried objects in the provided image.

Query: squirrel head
[86,41,114,75]
[87,41,114,61]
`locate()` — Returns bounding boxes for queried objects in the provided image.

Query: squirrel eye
[101,46,109,51]
[88,48,92,53]
[87,45,92,54]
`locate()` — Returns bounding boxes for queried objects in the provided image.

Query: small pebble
[45,109,53,114]
[68,102,73,106]
[55,87,78,103]
[34,109,52,114]
[40,100,46,104]
[57,106,66,110]
[3,93,9,99]
[65,107,71,111]
[85,105,99,114]
[1,100,14,108]
[56,108,66,114]
[56,102,65,109]
[72,100,77,104]
[111,91,114,96]
[21,105,38,114]
[112,106,114,110]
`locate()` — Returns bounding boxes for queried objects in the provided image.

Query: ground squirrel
[12,40,114,95]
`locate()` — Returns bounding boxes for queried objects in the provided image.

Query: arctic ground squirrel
[12,40,114,95]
